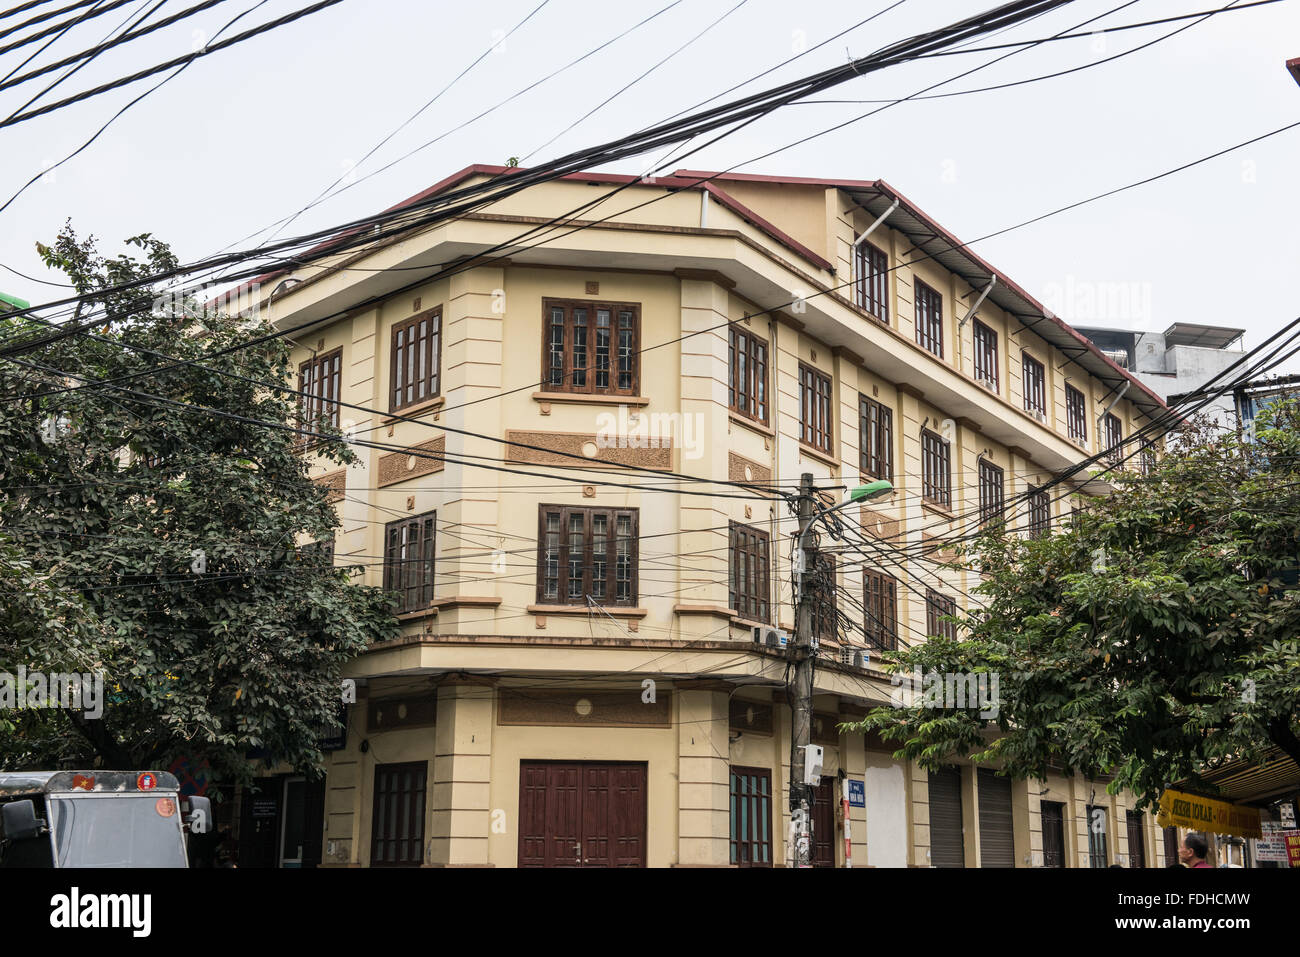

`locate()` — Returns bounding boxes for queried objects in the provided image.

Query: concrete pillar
[676,277,730,624]
[839,714,867,867]
[675,685,730,866]
[910,758,931,867]
[429,677,495,866]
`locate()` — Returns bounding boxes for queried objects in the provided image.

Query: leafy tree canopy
[0,224,397,779]
[845,406,1300,806]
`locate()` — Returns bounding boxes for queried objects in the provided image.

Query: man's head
[1179,832,1209,864]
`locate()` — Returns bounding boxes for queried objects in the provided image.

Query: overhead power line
[0,0,232,94]
[0,0,131,53]
[1,0,1082,329]
[0,0,349,129]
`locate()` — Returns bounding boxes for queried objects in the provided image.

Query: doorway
[518,761,647,867]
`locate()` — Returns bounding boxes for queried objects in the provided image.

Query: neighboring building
[1075,322,1245,429]
[222,165,1176,868]
[0,292,30,316]
[1235,373,1300,441]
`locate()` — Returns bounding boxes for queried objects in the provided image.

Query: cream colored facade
[229,165,1174,868]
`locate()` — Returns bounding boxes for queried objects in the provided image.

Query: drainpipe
[955,275,997,374]
[851,200,899,289]
[700,189,710,228]
[958,275,997,331]
[1097,379,1130,430]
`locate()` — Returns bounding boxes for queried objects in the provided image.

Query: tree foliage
[0,224,397,779]
[845,407,1300,806]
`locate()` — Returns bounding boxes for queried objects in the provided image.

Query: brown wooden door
[1163,826,1180,865]
[518,762,582,868]
[1126,811,1147,868]
[237,776,280,868]
[519,761,646,867]
[1041,801,1066,868]
[811,778,835,867]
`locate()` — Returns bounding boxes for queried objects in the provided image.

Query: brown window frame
[1139,441,1157,476]
[370,762,427,867]
[1022,352,1046,418]
[383,511,436,614]
[537,505,639,607]
[858,394,893,482]
[389,307,442,412]
[926,589,957,641]
[972,318,999,391]
[1066,384,1088,444]
[978,459,1005,528]
[855,240,889,323]
[300,537,335,567]
[1027,487,1051,539]
[729,765,773,867]
[1103,412,1123,467]
[810,551,837,640]
[728,326,768,423]
[921,428,951,509]
[298,347,342,438]
[540,297,640,397]
[862,569,898,651]
[799,363,833,454]
[1087,804,1109,868]
[729,522,770,623]
[914,280,943,357]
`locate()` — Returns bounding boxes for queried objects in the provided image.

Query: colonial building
[224,164,1178,868]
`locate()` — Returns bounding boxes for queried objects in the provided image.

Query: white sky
[4,0,1299,368]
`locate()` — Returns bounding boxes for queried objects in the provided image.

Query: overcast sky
[4,0,1298,368]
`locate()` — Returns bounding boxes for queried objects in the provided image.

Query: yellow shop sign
[1155,789,1262,839]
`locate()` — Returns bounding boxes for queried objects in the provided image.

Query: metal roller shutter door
[977,769,1015,867]
[928,767,965,868]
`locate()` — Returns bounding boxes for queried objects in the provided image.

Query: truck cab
[0,771,209,868]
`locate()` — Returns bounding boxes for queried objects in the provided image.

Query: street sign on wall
[1256,822,1295,863]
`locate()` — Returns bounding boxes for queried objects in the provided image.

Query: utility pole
[785,474,893,868]
[789,471,817,868]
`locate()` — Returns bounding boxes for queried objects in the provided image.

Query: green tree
[0,224,397,779]
[844,408,1300,806]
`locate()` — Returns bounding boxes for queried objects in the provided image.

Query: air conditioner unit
[752,625,788,649]
[839,648,868,669]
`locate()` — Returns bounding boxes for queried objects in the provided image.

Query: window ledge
[729,413,774,437]
[798,442,839,469]
[396,595,502,622]
[673,603,737,618]
[921,501,956,521]
[527,604,648,618]
[384,395,445,424]
[531,392,650,407]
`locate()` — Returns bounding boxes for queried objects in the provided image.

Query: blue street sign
[847,779,865,807]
